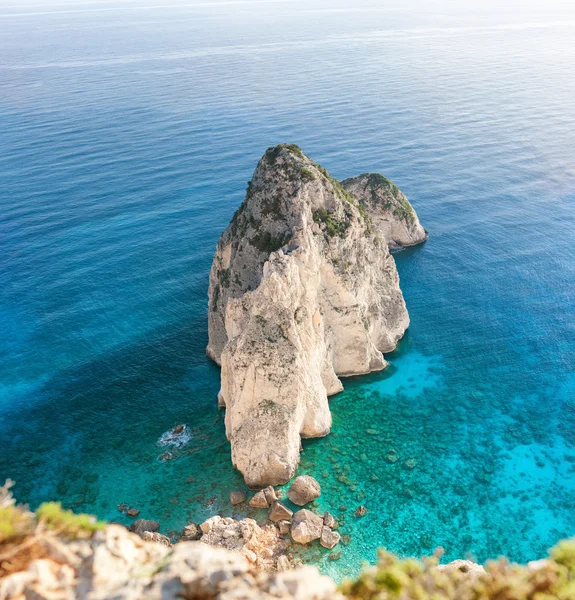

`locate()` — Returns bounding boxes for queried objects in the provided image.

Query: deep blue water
[1,0,574,581]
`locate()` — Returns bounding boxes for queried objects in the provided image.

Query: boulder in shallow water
[230,490,247,505]
[263,485,279,504]
[291,509,324,544]
[287,476,321,506]
[130,519,160,535]
[354,505,368,518]
[249,490,269,508]
[269,501,293,522]
[172,424,185,435]
[323,512,337,529]
[126,508,140,518]
[320,527,340,549]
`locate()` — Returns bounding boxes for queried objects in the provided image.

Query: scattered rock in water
[369,473,380,482]
[291,509,324,544]
[403,488,414,499]
[269,501,293,522]
[320,527,341,549]
[141,531,171,546]
[117,503,129,514]
[263,485,279,504]
[277,520,291,535]
[354,505,368,518]
[230,490,247,505]
[249,490,269,508]
[287,476,321,506]
[159,452,173,462]
[130,519,160,535]
[172,424,185,435]
[323,512,337,529]
[329,550,343,561]
[420,534,433,548]
[180,523,202,541]
[340,534,352,546]
[404,458,417,470]
[385,452,398,464]
[126,508,140,518]
[366,429,378,435]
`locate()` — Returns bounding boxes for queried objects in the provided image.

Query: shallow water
[1,0,574,582]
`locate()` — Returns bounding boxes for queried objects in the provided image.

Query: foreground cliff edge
[206,144,426,487]
[2,488,574,600]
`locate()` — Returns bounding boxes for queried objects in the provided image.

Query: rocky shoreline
[4,481,570,600]
[122,475,344,572]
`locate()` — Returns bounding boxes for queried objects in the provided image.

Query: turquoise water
[1,0,574,582]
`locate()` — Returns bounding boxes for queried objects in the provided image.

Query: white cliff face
[342,173,427,247]
[207,145,422,487]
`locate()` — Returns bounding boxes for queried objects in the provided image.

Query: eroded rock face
[207,144,423,486]
[342,173,427,248]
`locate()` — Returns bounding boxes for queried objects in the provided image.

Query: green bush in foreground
[35,502,105,537]
[341,541,575,600]
[0,480,104,543]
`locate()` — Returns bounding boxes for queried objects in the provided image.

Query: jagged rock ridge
[207,144,425,487]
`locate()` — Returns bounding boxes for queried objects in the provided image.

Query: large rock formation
[207,144,425,487]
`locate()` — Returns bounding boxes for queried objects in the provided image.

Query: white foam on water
[156,424,192,449]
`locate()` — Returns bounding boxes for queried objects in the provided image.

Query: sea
[1,0,574,582]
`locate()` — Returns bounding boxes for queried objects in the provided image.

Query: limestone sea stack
[341,173,427,247]
[207,144,425,487]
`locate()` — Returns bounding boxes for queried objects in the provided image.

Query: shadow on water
[0,309,226,517]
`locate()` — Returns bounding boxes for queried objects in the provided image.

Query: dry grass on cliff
[0,479,104,577]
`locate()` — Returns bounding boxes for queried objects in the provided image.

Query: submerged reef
[206,144,425,487]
